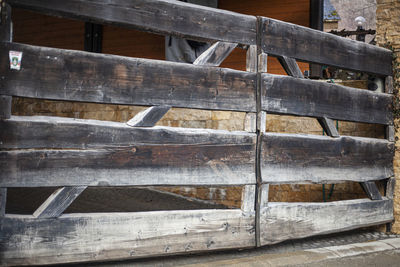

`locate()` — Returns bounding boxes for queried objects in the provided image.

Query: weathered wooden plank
[258,53,268,73]
[246,45,257,73]
[386,125,394,142]
[0,95,11,119]
[360,181,382,200]
[386,177,395,200]
[277,56,304,78]
[126,106,170,127]
[241,185,255,214]
[0,3,11,42]
[262,74,393,125]
[0,117,256,187]
[0,42,257,112]
[0,188,6,216]
[7,0,256,45]
[193,41,237,66]
[318,117,339,137]
[259,17,392,76]
[385,76,393,94]
[33,186,87,218]
[0,210,255,266]
[260,133,394,184]
[260,198,393,245]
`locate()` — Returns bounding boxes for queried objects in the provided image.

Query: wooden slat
[0,42,257,112]
[259,17,392,76]
[277,56,304,78]
[261,74,393,125]
[0,210,255,266]
[0,116,256,187]
[260,133,394,184]
[241,185,255,214]
[386,177,395,200]
[0,95,11,120]
[260,198,393,245]
[126,106,170,127]
[193,41,237,67]
[318,117,339,137]
[360,181,382,200]
[7,0,257,45]
[0,3,11,42]
[33,186,87,218]
[0,188,6,216]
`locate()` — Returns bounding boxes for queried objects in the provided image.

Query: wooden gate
[0,1,394,265]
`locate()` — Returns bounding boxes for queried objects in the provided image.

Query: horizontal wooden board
[261,133,394,184]
[0,116,256,187]
[8,0,256,45]
[0,42,257,112]
[262,74,393,125]
[0,210,255,266]
[260,198,393,245]
[260,18,392,76]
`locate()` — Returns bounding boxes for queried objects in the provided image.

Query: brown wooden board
[0,116,256,187]
[7,0,257,45]
[260,17,392,76]
[260,198,393,245]
[0,210,255,266]
[260,133,394,184]
[0,42,257,112]
[261,74,393,125]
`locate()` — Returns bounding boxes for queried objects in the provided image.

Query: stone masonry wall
[376,0,400,233]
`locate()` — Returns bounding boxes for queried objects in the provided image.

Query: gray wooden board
[260,17,392,76]
[0,4,11,42]
[0,188,6,216]
[277,56,304,78]
[33,186,87,218]
[260,133,394,184]
[0,42,257,112]
[0,116,256,187]
[0,210,255,266]
[126,106,170,127]
[0,95,12,120]
[261,74,393,125]
[317,117,339,137]
[7,0,256,45]
[360,181,382,200]
[260,198,393,245]
[193,41,237,67]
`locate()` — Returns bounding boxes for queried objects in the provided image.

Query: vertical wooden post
[0,188,6,216]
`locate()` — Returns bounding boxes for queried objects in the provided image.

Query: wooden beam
[0,95,11,119]
[385,76,393,94]
[0,116,256,187]
[259,17,392,76]
[318,117,339,137]
[260,198,393,245]
[240,185,255,214]
[386,177,395,200]
[193,41,237,66]
[7,0,256,45]
[126,106,170,127]
[386,125,395,142]
[0,3,11,42]
[0,210,255,266]
[277,56,304,78]
[261,74,393,125]
[260,133,394,184]
[0,42,256,112]
[360,181,382,200]
[246,45,257,73]
[0,188,6,216]
[33,186,87,218]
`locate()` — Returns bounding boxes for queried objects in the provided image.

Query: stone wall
[376,0,400,233]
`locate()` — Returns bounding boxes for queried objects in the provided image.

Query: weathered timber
[0,42,257,112]
[260,133,394,184]
[241,185,255,214]
[7,0,256,45]
[0,188,6,216]
[260,198,393,245]
[126,106,170,127]
[193,41,237,66]
[33,186,87,218]
[277,56,304,78]
[262,74,393,125]
[0,117,256,187]
[0,210,255,266]
[258,53,268,73]
[386,125,394,142]
[259,17,392,76]
[318,117,339,137]
[0,3,11,42]
[0,95,11,119]
[360,181,382,200]
[386,177,395,200]
[246,45,257,73]
[385,76,393,94]
[244,113,256,132]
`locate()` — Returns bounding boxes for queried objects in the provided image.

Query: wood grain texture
[0,188,6,216]
[7,0,256,45]
[277,56,303,78]
[261,74,393,125]
[0,42,257,112]
[260,133,394,184]
[360,182,382,200]
[260,198,393,245]
[193,41,237,67]
[0,210,255,266]
[241,185,255,214]
[385,76,393,94]
[318,117,339,137]
[386,177,395,200]
[0,95,12,120]
[126,106,170,127]
[33,186,87,218]
[0,116,256,187]
[260,17,392,76]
